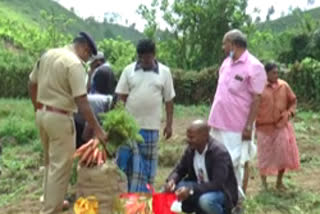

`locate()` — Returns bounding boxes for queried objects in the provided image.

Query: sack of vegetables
[76,160,127,213]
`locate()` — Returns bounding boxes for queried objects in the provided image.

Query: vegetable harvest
[73,103,143,165]
[73,139,107,167]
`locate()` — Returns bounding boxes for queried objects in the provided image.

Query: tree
[159,0,250,69]
[70,7,75,14]
[266,6,275,21]
[103,12,121,24]
[137,0,159,40]
[130,23,136,29]
[40,9,73,48]
[307,0,315,5]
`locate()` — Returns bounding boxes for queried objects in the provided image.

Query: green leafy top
[100,102,143,154]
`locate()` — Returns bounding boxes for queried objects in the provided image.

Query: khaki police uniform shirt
[115,62,175,130]
[29,45,87,112]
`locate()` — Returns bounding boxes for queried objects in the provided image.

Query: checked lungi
[116,129,159,192]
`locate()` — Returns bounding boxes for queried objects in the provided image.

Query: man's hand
[175,187,190,201]
[243,94,260,141]
[164,179,176,192]
[163,124,172,140]
[242,127,252,141]
[94,125,108,144]
[28,81,38,112]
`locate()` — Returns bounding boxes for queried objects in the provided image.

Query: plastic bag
[74,196,98,214]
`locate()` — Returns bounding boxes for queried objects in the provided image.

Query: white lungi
[210,128,256,198]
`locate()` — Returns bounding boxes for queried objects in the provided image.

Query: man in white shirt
[115,39,175,192]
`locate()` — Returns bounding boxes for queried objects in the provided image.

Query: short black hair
[137,39,156,55]
[265,62,278,73]
[94,65,117,95]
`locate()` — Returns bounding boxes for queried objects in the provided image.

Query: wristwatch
[189,188,194,196]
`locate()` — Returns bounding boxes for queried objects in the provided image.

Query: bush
[0,99,37,144]
[98,37,136,76]
[285,58,320,107]
[0,115,38,144]
[0,49,34,97]
[171,66,219,105]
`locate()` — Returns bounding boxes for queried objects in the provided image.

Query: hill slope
[258,6,320,32]
[0,0,143,42]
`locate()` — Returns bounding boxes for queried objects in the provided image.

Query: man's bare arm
[117,94,128,103]
[243,94,261,140]
[28,81,38,111]
[163,100,174,139]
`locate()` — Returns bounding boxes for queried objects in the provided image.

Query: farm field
[0,99,320,214]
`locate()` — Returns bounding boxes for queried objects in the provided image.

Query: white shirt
[193,145,209,184]
[115,62,175,130]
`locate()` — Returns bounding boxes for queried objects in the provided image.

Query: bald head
[186,120,210,152]
[223,29,247,49]
[188,119,209,133]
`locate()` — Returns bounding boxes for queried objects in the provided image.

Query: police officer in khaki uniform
[28,32,107,214]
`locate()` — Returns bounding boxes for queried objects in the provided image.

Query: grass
[0,98,320,213]
[174,104,209,118]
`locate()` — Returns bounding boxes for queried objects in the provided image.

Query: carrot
[97,151,103,165]
[93,148,99,163]
[79,146,94,164]
[85,152,94,167]
[72,150,84,159]
[76,139,94,153]
[92,138,100,149]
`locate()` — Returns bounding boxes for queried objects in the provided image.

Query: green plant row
[2,56,320,106]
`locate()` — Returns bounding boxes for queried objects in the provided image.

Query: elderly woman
[256,62,300,190]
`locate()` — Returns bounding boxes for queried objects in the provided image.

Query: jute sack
[76,161,127,213]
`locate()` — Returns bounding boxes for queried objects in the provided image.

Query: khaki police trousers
[36,110,75,214]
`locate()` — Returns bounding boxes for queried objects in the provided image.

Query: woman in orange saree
[256,62,300,190]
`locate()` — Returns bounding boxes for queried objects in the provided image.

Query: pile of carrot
[73,139,107,167]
